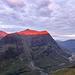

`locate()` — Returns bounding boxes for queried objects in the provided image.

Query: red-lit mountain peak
[0,31,8,36]
[17,29,48,35]
[39,30,49,34]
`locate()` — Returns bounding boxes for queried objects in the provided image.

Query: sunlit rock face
[0,31,7,36]
[16,29,49,35]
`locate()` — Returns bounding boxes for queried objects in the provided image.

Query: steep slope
[56,41,72,55]
[0,29,72,75]
[30,34,71,72]
[0,30,7,36]
[57,40,75,52]
[0,31,7,40]
[0,34,40,75]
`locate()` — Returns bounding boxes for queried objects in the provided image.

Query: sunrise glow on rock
[17,29,48,35]
[0,31,7,36]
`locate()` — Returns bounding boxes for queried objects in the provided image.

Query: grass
[49,68,75,75]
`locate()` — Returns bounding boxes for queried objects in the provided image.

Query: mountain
[16,29,48,35]
[0,30,7,36]
[57,40,75,52]
[0,29,72,75]
[0,31,7,40]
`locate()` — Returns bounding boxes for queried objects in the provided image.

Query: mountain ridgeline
[0,29,72,75]
[57,40,75,52]
[0,31,7,40]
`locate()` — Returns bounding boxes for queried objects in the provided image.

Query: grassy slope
[49,68,75,75]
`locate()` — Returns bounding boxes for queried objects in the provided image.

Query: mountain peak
[16,29,48,35]
[0,30,7,36]
[25,29,30,30]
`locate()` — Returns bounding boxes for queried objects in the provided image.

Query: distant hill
[0,29,72,75]
[57,40,75,52]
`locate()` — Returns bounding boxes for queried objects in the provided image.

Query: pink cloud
[6,0,25,7]
[7,0,22,4]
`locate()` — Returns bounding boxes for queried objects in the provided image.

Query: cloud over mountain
[0,0,75,40]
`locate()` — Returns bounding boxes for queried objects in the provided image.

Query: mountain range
[0,29,72,75]
[57,40,75,52]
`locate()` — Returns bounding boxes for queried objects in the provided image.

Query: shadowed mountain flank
[0,29,72,75]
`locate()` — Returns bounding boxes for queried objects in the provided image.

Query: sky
[0,0,75,40]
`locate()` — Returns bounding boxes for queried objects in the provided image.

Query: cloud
[0,0,75,40]
[6,0,25,7]
[54,34,75,41]
[0,25,25,29]
[7,0,23,4]
[63,34,75,38]
[0,25,32,33]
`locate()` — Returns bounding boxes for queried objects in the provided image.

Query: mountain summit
[16,29,48,35]
[0,30,7,36]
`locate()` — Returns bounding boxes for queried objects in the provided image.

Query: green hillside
[49,67,75,75]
